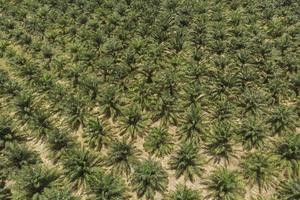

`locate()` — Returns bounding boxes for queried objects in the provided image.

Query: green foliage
[62,148,101,189]
[105,139,140,176]
[2,142,40,172]
[268,105,297,135]
[0,1,299,199]
[205,122,236,164]
[98,86,122,120]
[118,106,148,140]
[46,129,76,162]
[275,178,300,200]
[12,165,59,200]
[178,105,206,146]
[87,171,129,200]
[169,143,205,182]
[0,117,23,150]
[131,159,168,200]
[204,168,245,200]
[144,127,174,158]
[165,184,202,200]
[40,186,79,200]
[273,133,300,177]
[240,152,278,193]
[237,117,268,150]
[83,118,112,150]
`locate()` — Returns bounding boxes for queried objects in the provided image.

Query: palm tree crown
[131,159,168,200]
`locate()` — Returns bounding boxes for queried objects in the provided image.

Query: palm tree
[87,170,129,200]
[238,89,265,116]
[0,117,24,150]
[144,127,174,158]
[41,186,79,200]
[12,165,59,200]
[46,129,76,163]
[14,91,34,120]
[35,73,55,92]
[83,118,113,150]
[268,105,297,135]
[211,98,234,121]
[118,106,148,140]
[80,75,100,100]
[181,82,204,108]
[62,148,101,189]
[169,143,205,183]
[105,139,141,176]
[66,65,83,88]
[237,117,268,150]
[204,122,237,165]
[2,142,41,173]
[204,167,245,200]
[266,77,288,105]
[132,82,157,111]
[61,95,87,130]
[275,178,300,200]
[273,133,300,177]
[165,184,202,200]
[131,159,168,200]
[152,94,180,126]
[2,80,21,97]
[98,86,122,120]
[240,152,278,193]
[178,105,207,146]
[28,108,53,142]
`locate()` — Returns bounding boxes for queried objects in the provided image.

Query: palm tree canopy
[204,168,245,200]
[169,143,205,182]
[131,159,168,200]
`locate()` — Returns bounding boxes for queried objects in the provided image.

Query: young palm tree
[41,186,79,200]
[211,98,234,121]
[14,91,34,120]
[152,94,180,126]
[268,105,297,135]
[118,106,148,140]
[178,105,207,146]
[131,159,168,200]
[204,122,237,165]
[169,143,205,183]
[237,117,268,150]
[61,95,87,130]
[0,117,24,150]
[12,165,59,200]
[46,129,76,163]
[62,148,101,189]
[105,139,141,176]
[240,152,278,193]
[132,82,157,111]
[273,133,300,177]
[181,82,204,108]
[204,167,245,200]
[98,86,122,120]
[2,142,41,172]
[87,170,129,200]
[2,80,21,98]
[165,184,202,200]
[144,127,174,158]
[275,178,300,200]
[28,108,53,142]
[83,118,113,150]
[35,73,55,92]
[238,89,265,116]
[80,75,100,100]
